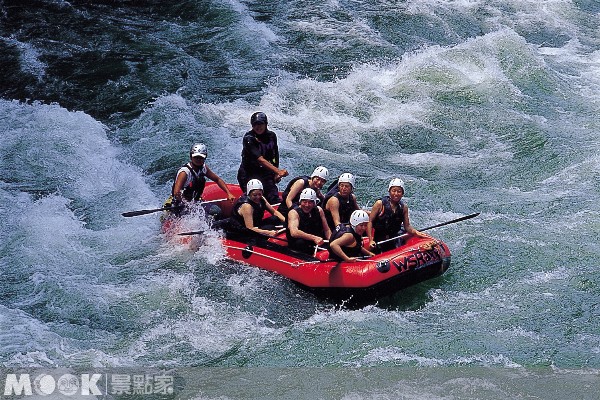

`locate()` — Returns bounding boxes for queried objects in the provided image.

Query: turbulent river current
[1,1,599,398]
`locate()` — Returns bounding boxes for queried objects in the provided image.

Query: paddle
[122,205,183,217]
[375,212,480,246]
[177,230,205,236]
[177,227,287,238]
[178,227,330,260]
[121,198,228,217]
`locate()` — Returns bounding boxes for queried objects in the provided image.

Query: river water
[1,1,599,398]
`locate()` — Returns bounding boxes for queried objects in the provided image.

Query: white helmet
[190,143,207,158]
[311,166,329,181]
[388,178,405,191]
[246,179,263,194]
[299,188,319,204]
[338,173,355,188]
[350,210,369,228]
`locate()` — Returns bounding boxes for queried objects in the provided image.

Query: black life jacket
[329,224,363,259]
[286,205,324,241]
[324,179,339,197]
[171,164,206,201]
[233,194,267,227]
[372,196,405,237]
[278,176,309,216]
[324,192,358,229]
[278,176,325,215]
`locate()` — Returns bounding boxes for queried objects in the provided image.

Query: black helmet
[250,112,268,126]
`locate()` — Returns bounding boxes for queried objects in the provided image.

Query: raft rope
[223,244,324,268]
[223,243,399,274]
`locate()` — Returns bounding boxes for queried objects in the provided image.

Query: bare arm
[367,200,383,247]
[265,200,285,223]
[172,170,188,202]
[352,193,360,211]
[329,233,357,262]
[256,156,288,180]
[285,179,304,209]
[205,166,236,202]
[288,210,323,245]
[319,207,332,241]
[325,197,341,227]
[361,246,375,257]
[239,204,277,236]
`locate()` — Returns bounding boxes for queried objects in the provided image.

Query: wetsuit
[237,129,281,204]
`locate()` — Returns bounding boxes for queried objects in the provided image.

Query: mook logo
[4,373,103,396]
[3,372,174,396]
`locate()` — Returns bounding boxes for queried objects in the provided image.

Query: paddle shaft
[180,228,329,257]
[177,231,205,236]
[419,212,480,232]
[122,205,183,217]
[122,198,228,217]
[376,212,480,246]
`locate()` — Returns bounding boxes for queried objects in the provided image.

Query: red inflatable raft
[163,182,452,304]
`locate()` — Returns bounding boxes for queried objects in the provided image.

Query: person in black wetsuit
[367,178,429,253]
[237,112,288,204]
[286,188,331,254]
[329,210,375,262]
[277,166,328,220]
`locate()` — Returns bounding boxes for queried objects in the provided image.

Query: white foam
[0,304,123,369]
[362,346,522,368]
[221,0,279,44]
[225,268,273,298]
[127,295,281,365]
[188,29,544,177]
[2,37,47,80]
[497,326,542,341]
[0,100,156,206]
